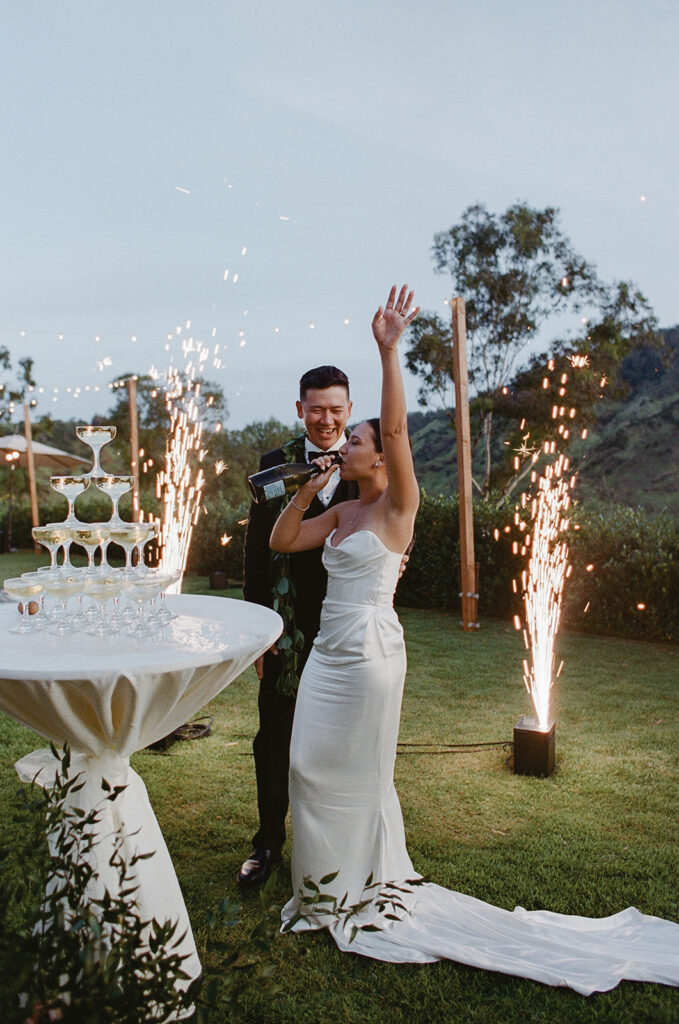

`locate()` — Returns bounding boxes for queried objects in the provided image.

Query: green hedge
[564,506,679,642]
[4,483,677,642]
[395,492,521,618]
[186,494,248,581]
[397,493,678,643]
[0,488,129,550]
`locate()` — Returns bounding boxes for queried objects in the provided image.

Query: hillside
[409,326,679,521]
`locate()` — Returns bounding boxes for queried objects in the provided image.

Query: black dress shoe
[237,848,272,887]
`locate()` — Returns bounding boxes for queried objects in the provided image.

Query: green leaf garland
[271,433,307,696]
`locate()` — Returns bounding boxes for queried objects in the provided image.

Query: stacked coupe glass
[4,425,180,637]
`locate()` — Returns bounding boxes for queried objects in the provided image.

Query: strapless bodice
[321,530,402,607]
[312,531,404,660]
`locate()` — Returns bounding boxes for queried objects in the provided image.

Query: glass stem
[62,541,73,570]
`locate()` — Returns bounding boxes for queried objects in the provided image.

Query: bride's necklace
[347,502,364,530]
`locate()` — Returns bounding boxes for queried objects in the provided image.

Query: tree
[105,371,227,495]
[0,348,36,422]
[406,202,658,496]
[202,417,296,508]
[493,280,659,497]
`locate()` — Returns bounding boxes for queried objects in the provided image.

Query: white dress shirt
[305,437,341,508]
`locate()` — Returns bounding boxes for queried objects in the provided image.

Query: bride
[269,285,679,995]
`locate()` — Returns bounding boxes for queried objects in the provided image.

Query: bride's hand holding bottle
[269,455,341,553]
[291,454,339,510]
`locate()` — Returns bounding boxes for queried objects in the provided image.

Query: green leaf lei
[270,430,349,697]
[270,433,307,697]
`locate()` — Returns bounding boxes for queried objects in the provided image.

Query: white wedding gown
[280,530,679,995]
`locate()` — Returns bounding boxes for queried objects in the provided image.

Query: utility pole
[128,376,141,523]
[24,402,40,553]
[451,297,479,631]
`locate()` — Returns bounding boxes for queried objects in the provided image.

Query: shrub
[186,496,249,579]
[396,491,521,618]
[564,506,679,642]
[0,745,198,1023]
[0,745,286,1024]
[398,493,678,643]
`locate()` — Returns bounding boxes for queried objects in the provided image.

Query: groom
[239,365,357,886]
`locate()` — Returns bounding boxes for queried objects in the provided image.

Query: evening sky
[1,0,677,428]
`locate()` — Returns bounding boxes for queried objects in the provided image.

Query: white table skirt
[0,594,282,984]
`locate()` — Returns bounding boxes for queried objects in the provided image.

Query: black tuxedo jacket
[243,444,358,656]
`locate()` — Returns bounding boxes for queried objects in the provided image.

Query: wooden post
[451,297,479,631]
[24,402,40,554]
[128,376,141,523]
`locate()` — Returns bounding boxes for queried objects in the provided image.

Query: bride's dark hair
[366,417,382,452]
[366,418,412,455]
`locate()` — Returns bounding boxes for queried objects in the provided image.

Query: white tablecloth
[0,594,282,983]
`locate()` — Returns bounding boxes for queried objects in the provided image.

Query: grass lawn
[1,552,678,1022]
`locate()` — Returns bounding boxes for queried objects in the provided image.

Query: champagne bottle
[248,453,342,504]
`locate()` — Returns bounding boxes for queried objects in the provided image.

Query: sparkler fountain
[507,360,587,777]
[145,343,211,594]
[512,450,573,776]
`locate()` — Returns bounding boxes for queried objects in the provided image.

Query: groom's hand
[307,454,340,492]
[254,643,278,680]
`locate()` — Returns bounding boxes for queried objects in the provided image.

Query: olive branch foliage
[283,871,424,945]
[0,745,283,1023]
[0,744,410,1022]
[269,433,308,697]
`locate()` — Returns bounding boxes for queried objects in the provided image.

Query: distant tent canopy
[0,433,89,551]
[0,435,89,473]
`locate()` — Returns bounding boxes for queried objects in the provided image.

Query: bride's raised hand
[372,284,419,351]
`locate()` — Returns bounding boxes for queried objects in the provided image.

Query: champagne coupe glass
[3,575,44,634]
[131,521,157,575]
[32,525,70,575]
[43,576,81,636]
[58,525,77,576]
[71,525,107,578]
[76,424,117,478]
[95,475,134,526]
[109,524,153,577]
[126,575,162,639]
[84,575,122,637]
[50,476,90,525]
[107,569,130,629]
[156,568,183,624]
[145,572,174,628]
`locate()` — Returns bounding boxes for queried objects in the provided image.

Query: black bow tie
[307,449,339,460]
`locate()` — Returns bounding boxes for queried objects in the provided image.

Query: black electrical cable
[396,740,513,756]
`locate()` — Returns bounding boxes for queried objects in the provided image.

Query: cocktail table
[0,593,282,982]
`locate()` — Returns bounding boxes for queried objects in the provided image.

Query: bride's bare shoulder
[336,499,360,524]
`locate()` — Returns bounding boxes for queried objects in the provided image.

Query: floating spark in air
[568,354,590,368]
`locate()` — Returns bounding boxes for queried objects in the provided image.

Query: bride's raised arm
[372,284,420,516]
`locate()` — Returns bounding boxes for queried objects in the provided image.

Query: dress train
[281,530,679,995]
